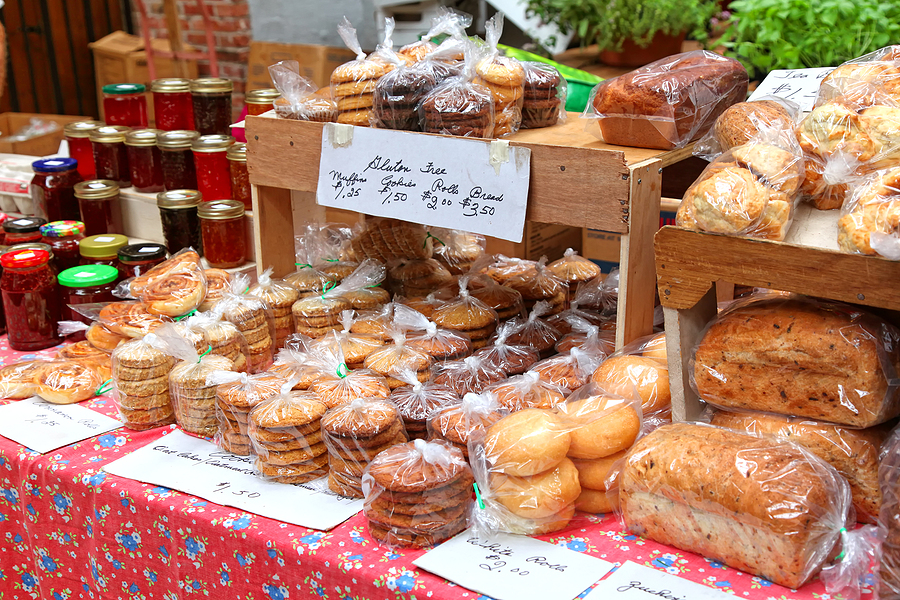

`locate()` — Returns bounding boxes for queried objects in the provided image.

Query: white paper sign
[748,67,836,112]
[0,396,122,453]
[317,124,532,243]
[414,529,613,600]
[589,560,732,600]
[103,430,362,530]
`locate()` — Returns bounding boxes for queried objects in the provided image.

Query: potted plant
[525,0,720,67]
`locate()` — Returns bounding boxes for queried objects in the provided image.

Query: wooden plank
[45,0,78,115]
[163,0,190,78]
[616,158,661,348]
[64,0,99,117]
[664,290,717,422]
[252,184,297,278]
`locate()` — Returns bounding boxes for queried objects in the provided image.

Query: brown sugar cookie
[367,515,467,548]
[250,393,327,429]
[119,404,175,425]
[328,471,363,497]
[332,435,406,462]
[255,429,323,451]
[116,375,169,397]
[257,453,329,477]
[367,440,469,493]
[369,489,470,516]
[251,421,322,443]
[264,442,328,465]
[321,399,400,438]
[328,419,403,448]
[381,470,475,504]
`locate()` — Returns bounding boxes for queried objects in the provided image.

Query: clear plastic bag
[330,17,397,127]
[474,14,524,138]
[466,273,524,321]
[350,302,396,342]
[84,321,129,351]
[430,228,485,275]
[387,258,453,298]
[432,354,506,396]
[546,248,601,288]
[504,256,566,313]
[388,367,459,440]
[395,293,443,320]
[583,50,748,150]
[879,424,900,598]
[396,6,471,64]
[128,249,207,317]
[308,335,391,409]
[590,333,671,419]
[249,267,300,348]
[0,360,47,400]
[472,321,539,376]
[838,166,900,257]
[337,261,390,311]
[175,311,250,372]
[310,310,384,367]
[531,347,604,390]
[362,328,433,389]
[475,254,537,284]
[816,45,900,108]
[288,224,338,296]
[269,60,337,122]
[521,61,566,129]
[349,218,433,263]
[431,276,499,348]
[693,96,801,161]
[93,301,173,339]
[111,334,176,430]
[555,314,616,356]
[213,274,275,373]
[198,268,231,312]
[212,371,287,455]
[393,303,472,361]
[269,347,326,391]
[485,370,569,411]
[547,300,610,335]
[428,391,504,458]
[31,360,104,405]
[504,300,562,357]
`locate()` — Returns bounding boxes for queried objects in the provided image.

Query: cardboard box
[247,41,358,91]
[90,31,199,122]
[484,222,582,262]
[0,113,89,156]
[583,205,679,272]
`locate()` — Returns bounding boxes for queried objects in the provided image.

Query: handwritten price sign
[317,124,531,243]
[748,67,836,112]
[0,396,122,453]
[589,561,731,600]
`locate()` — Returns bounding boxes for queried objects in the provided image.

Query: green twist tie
[336,363,350,378]
[325,258,339,263]
[173,309,197,322]
[473,482,485,510]
[244,286,250,294]
[198,345,213,362]
[295,263,312,269]
[95,378,113,396]
[365,284,380,288]
[424,232,445,248]
[321,281,336,298]
[835,527,848,560]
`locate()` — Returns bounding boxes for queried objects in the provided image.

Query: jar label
[139,247,159,253]
[94,236,116,242]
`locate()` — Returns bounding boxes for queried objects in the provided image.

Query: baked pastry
[521,61,563,129]
[112,338,176,430]
[430,229,485,275]
[504,300,562,358]
[349,303,395,342]
[170,354,234,437]
[472,322,539,376]
[392,304,472,361]
[428,392,503,458]
[330,37,393,127]
[86,322,128,351]
[274,88,338,122]
[249,270,300,348]
[388,258,453,297]
[420,81,494,138]
[484,409,570,476]
[310,366,391,409]
[129,250,207,317]
[99,302,172,339]
[432,278,499,348]
[547,248,601,288]
[388,374,458,440]
[198,269,231,312]
[34,360,102,405]
[713,100,795,151]
[372,61,458,131]
[215,372,286,455]
[285,266,336,298]
[591,354,670,416]
[531,348,602,390]
[0,361,44,399]
[490,458,580,520]
[466,275,524,321]
[838,166,900,255]
[432,355,506,396]
[350,219,433,263]
[362,331,433,389]
[311,312,383,368]
[504,259,566,314]
[555,387,641,460]
[486,371,568,411]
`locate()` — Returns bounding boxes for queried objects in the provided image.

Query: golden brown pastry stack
[389,375,459,440]
[506,260,567,315]
[428,392,503,457]
[112,339,176,430]
[215,373,286,455]
[475,57,525,137]
[169,354,234,437]
[363,331,433,389]
[331,59,392,127]
[292,294,349,339]
[547,249,602,294]
[350,219,434,263]
[389,259,453,298]
[218,295,275,374]
[521,62,563,129]
[432,281,498,350]
[129,250,207,318]
[286,266,336,298]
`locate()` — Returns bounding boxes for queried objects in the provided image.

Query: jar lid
[79,234,129,258]
[40,220,85,238]
[58,264,119,287]
[102,83,146,95]
[245,88,281,104]
[32,158,78,173]
[157,189,202,209]
[74,180,120,199]
[151,78,191,93]
[190,78,233,94]
[89,125,131,143]
[119,242,167,262]
[157,130,201,149]
[1,248,50,269]
[192,134,234,153]
[0,214,8,225]
[4,216,47,233]
[226,143,247,162]
[63,120,105,139]
[198,199,245,219]
[6,243,53,259]
[125,128,161,147]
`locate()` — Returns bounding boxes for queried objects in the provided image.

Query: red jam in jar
[199,199,246,268]
[158,130,200,190]
[79,234,128,276]
[4,217,47,245]
[157,189,203,255]
[227,143,251,210]
[125,129,164,193]
[74,180,124,236]
[245,88,281,116]
[57,264,118,324]
[40,220,85,273]
[151,78,194,131]
[191,78,233,135]
[64,120,104,180]
[102,83,148,128]
[90,125,132,186]
[30,158,83,223]
[118,243,168,279]
[192,134,234,201]
[1,248,62,351]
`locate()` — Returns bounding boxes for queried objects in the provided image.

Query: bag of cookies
[505,300,562,358]
[590,332,671,420]
[269,347,328,390]
[431,276,499,349]
[555,314,616,356]
[350,218,434,263]
[387,258,453,298]
[428,391,504,458]
[350,302,396,342]
[474,14,524,137]
[363,327,434,389]
[521,61,567,129]
[331,17,397,127]
[316,224,360,283]
[307,335,391,409]
[430,228,485,275]
[475,253,537,284]
[838,166,900,257]
[128,249,208,318]
[388,367,459,440]
[396,6,471,64]
[465,273,525,321]
[213,274,276,373]
[288,224,338,297]
[198,268,231,312]
[292,259,384,339]
[472,321,539,376]
[310,310,384,368]
[210,371,287,455]
[176,310,250,372]
[111,333,177,430]
[432,354,506,396]
[504,256,567,315]
[249,267,300,348]
[485,370,570,412]
[546,248,601,293]
[816,46,900,108]
[532,347,604,390]
[395,293,444,320]
[545,298,608,336]
[693,96,801,162]
[362,438,473,548]
[336,261,390,311]
[393,303,473,361]
[269,60,337,122]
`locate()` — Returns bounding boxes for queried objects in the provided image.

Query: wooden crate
[245,112,693,348]
[655,203,900,421]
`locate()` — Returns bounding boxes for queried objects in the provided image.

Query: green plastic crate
[498,44,602,113]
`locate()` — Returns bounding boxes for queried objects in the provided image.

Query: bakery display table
[0,338,862,599]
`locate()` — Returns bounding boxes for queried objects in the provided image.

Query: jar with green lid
[90,125,132,186]
[58,264,119,324]
[157,189,203,255]
[125,128,164,193]
[158,130,200,190]
[102,83,148,127]
[245,88,281,116]
[79,233,128,276]
[191,78,233,135]
[74,180,123,236]
[192,134,234,201]
[118,242,168,279]
[64,120,104,179]
[40,220,85,272]
[151,78,194,131]
[227,143,251,209]
[198,199,246,268]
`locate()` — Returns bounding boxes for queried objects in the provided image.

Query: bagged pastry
[211,371,286,455]
[521,61,566,129]
[350,218,433,263]
[363,328,433,389]
[292,259,384,339]
[269,347,327,391]
[504,256,567,314]
[430,228,485,275]
[880,425,900,598]
[693,96,801,161]
[111,334,176,430]
[198,268,231,312]
[546,248,601,289]
[393,303,472,361]
[838,166,900,257]
[87,301,173,339]
[485,370,569,411]
[249,267,300,348]
[465,274,524,321]
[56,340,113,380]
[32,360,104,405]
[475,254,537,284]
[330,17,396,127]
[532,347,603,390]
[0,360,48,399]
[431,276,499,349]
[816,45,900,108]
[545,299,608,336]
[269,60,337,122]
[504,300,562,358]
[388,367,459,440]
[128,249,207,317]
[474,14,524,137]
[337,261,390,311]
[84,320,129,351]
[395,293,443,320]
[555,314,616,356]
[472,321,539,376]
[288,224,338,296]
[428,391,504,458]
[396,6,471,64]
[387,258,453,299]
[310,310,383,368]
[175,311,250,372]
[350,302,396,342]
[591,333,671,419]
[214,274,275,373]
[308,336,391,409]
[432,354,506,396]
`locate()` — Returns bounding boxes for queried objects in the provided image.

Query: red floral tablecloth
[0,339,875,600]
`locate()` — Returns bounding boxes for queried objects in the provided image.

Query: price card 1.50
[0,396,122,454]
[317,124,532,243]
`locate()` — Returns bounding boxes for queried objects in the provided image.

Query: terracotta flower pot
[599,31,686,68]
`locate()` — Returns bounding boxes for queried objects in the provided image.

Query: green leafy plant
[723,0,900,78]
[525,0,720,52]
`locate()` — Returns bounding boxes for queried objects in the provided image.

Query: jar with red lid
[1,248,63,351]
[198,199,246,268]
[58,264,119,324]
[90,125,132,186]
[31,158,83,223]
[191,78,233,135]
[245,88,281,116]
[192,134,234,201]
[5,243,57,275]
[74,180,124,236]
[125,129,164,193]
[151,78,194,131]
[64,120,104,179]
[40,220,85,273]
[157,189,203,255]
[158,130,200,190]
[227,143,251,210]
[79,234,128,276]
[4,217,47,245]
[103,83,148,128]
[118,243,168,279]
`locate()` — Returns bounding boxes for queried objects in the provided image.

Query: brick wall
[133,0,252,118]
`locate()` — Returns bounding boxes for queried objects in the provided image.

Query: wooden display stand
[245,112,692,348]
[656,203,900,421]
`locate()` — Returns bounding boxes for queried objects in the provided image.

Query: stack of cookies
[432,230,485,274]
[311,315,384,369]
[467,276,525,322]
[175,318,248,372]
[474,57,525,137]
[219,297,274,373]
[506,301,563,358]
[215,372,286,456]
[522,62,563,129]
[428,392,504,458]
[340,286,390,311]
[472,323,540,376]
[112,339,176,431]
[249,389,330,484]
[547,249,602,293]
[362,440,473,548]
[388,370,459,440]
[432,355,506,396]
[292,294,350,339]
[373,66,434,130]
[285,266,336,298]
[330,58,391,127]
[389,259,453,297]
[421,84,494,138]
[432,281,499,349]
[350,304,395,342]
[250,274,300,349]
[506,260,566,315]
[350,219,433,263]
[322,399,407,498]
[170,354,235,437]
[363,332,433,389]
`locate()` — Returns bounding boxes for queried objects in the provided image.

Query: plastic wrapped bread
[591,332,671,418]
[838,166,900,257]
[129,249,207,317]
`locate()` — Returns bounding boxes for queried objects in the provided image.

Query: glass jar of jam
[102,83,148,128]
[30,158,83,223]
[157,189,203,255]
[192,134,234,201]
[158,130,200,190]
[5,243,57,274]
[4,217,47,245]
[74,180,124,236]
[64,120,104,180]
[151,78,194,131]
[198,199,246,268]
[40,220,85,273]
[90,125,132,186]
[191,78,233,135]
[227,143,251,210]
[125,129,164,193]
[118,243,168,279]
[1,248,62,351]
[58,264,119,323]
[245,88,281,116]
[79,234,128,273]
